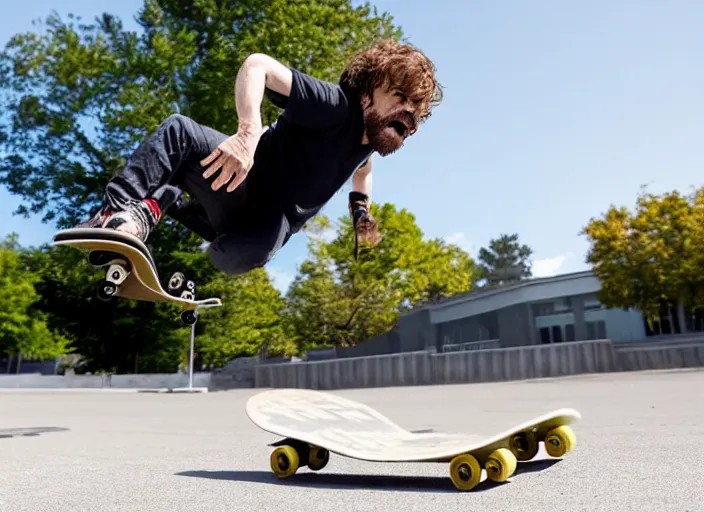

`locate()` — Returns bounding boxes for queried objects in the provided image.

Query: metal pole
[188,320,195,389]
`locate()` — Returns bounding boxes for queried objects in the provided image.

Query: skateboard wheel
[180,310,198,326]
[307,445,329,471]
[449,453,481,491]
[97,281,118,301]
[485,448,517,483]
[544,425,576,457]
[168,272,185,291]
[180,291,194,301]
[270,445,300,479]
[186,280,196,291]
[509,430,540,461]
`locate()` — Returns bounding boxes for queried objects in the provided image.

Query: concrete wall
[210,356,257,389]
[0,372,212,389]
[254,339,616,390]
[616,343,704,371]
[4,337,704,392]
[255,351,432,389]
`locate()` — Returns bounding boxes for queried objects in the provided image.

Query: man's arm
[234,53,293,135]
[348,156,381,251]
[202,53,292,191]
[351,157,373,199]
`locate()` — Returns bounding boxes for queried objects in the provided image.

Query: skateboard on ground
[52,227,222,325]
[246,388,580,491]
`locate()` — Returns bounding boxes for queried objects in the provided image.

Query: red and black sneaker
[76,199,162,242]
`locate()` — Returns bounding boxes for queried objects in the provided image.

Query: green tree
[285,204,477,351]
[19,241,192,373]
[581,186,697,323]
[476,233,533,286]
[195,268,294,368]
[0,237,72,361]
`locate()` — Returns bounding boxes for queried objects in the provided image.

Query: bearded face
[361,88,420,156]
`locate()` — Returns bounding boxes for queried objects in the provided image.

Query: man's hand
[349,191,382,250]
[201,125,268,192]
[354,210,382,247]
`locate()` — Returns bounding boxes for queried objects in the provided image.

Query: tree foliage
[581,186,704,322]
[285,204,477,351]
[0,235,72,360]
[18,240,193,373]
[196,268,294,368]
[476,233,533,286]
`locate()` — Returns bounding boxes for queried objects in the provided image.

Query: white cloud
[305,225,338,243]
[443,232,577,279]
[444,231,476,254]
[531,252,574,277]
[267,267,295,294]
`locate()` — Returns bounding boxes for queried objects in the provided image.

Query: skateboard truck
[166,271,199,326]
[94,256,199,326]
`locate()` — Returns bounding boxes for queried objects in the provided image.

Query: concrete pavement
[1,369,703,511]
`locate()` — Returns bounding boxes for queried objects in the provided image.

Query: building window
[586,320,606,340]
[684,307,704,332]
[552,325,563,342]
[539,327,551,344]
[538,324,571,344]
[532,297,573,318]
[565,323,575,341]
[644,299,681,336]
[583,296,604,311]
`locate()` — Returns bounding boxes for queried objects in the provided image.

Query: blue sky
[2,0,703,293]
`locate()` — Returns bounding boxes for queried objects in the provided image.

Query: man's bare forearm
[234,53,293,134]
[352,170,372,198]
[352,157,373,199]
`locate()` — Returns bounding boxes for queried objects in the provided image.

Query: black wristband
[349,191,369,211]
[349,191,369,227]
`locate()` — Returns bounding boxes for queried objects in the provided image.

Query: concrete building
[397,270,643,351]
[344,270,701,358]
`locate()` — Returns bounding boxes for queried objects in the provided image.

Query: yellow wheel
[449,453,482,491]
[485,448,518,483]
[544,425,576,457]
[509,430,540,461]
[307,445,329,471]
[270,445,300,479]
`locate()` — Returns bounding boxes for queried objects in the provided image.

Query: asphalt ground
[1,368,703,512]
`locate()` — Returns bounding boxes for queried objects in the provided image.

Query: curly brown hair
[339,39,442,121]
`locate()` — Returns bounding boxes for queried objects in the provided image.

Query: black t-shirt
[249,68,373,233]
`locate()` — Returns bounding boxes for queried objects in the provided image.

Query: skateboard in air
[52,227,222,325]
[246,388,580,492]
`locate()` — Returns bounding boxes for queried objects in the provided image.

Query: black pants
[104,114,291,275]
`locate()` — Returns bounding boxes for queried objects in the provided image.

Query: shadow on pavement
[0,427,69,439]
[176,459,560,493]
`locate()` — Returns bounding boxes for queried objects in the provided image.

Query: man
[77,39,442,275]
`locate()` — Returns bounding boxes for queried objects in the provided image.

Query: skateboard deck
[53,227,222,324]
[246,388,580,491]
